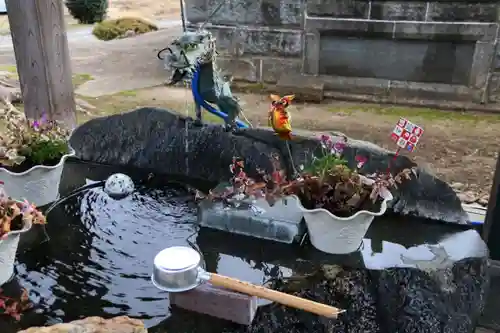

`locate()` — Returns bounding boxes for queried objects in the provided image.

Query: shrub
[65,0,108,24]
[92,17,159,41]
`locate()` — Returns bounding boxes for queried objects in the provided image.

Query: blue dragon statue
[158,30,248,132]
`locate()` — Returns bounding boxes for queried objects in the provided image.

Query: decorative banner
[390,118,424,153]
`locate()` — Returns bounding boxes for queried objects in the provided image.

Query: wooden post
[6,0,77,128]
[484,152,500,259]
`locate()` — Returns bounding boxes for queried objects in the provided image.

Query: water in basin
[0,161,488,332]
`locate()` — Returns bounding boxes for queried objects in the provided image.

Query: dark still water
[0,161,487,332]
[2,162,294,332]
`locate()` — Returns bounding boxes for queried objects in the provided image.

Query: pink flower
[333,141,346,154]
[355,155,367,169]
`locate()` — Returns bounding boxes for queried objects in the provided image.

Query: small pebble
[104,173,135,199]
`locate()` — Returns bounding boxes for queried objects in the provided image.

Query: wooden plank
[6,0,76,128]
[170,283,258,325]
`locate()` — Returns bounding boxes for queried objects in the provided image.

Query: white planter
[289,191,393,254]
[0,148,74,207]
[0,219,32,285]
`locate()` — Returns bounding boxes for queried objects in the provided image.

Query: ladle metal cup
[152,246,345,318]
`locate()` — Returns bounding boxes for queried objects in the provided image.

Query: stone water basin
[1,159,489,333]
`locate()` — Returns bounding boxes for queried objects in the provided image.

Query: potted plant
[0,182,47,285]
[199,134,414,254]
[0,113,74,207]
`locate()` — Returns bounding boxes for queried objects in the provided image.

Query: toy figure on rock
[269,94,295,140]
[158,30,248,132]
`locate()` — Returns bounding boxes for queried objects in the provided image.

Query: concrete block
[488,72,500,102]
[207,25,303,57]
[170,283,258,325]
[197,197,306,244]
[185,0,207,24]
[306,0,368,19]
[303,32,320,75]
[469,41,496,89]
[369,2,426,21]
[260,57,302,83]
[217,56,260,83]
[277,74,324,103]
[393,21,497,42]
[427,3,498,23]
[305,16,394,36]
[206,0,304,27]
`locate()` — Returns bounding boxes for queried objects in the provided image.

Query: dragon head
[160,30,216,85]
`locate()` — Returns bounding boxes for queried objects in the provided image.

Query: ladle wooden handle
[208,273,344,318]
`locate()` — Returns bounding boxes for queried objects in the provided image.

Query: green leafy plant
[65,0,108,24]
[0,113,71,169]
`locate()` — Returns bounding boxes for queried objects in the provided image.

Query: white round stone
[104,173,134,198]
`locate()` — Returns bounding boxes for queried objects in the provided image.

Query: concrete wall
[186,0,500,104]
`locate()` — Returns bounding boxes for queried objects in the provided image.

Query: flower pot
[0,148,75,207]
[289,191,393,254]
[0,219,32,285]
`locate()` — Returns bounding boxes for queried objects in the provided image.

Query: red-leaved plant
[198,134,415,217]
[0,287,32,321]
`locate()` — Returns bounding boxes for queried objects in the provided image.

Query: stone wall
[490,34,500,102]
[186,0,500,104]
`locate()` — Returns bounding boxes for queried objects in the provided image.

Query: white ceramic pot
[0,148,75,207]
[289,190,393,254]
[0,219,32,285]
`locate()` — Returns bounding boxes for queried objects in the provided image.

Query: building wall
[186,0,500,103]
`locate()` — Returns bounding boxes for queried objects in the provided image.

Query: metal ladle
[152,246,345,318]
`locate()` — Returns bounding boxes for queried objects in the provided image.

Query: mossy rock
[92,17,158,41]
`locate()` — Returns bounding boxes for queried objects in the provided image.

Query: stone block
[489,72,500,102]
[388,80,475,102]
[303,32,320,75]
[305,17,394,36]
[260,57,302,83]
[369,2,426,21]
[170,283,258,325]
[469,41,497,89]
[217,57,260,83]
[185,0,207,24]
[495,46,500,69]
[277,74,324,102]
[393,21,498,42]
[318,35,475,85]
[207,25,303,57]
[427,3,499,22]
[307,0,368,19]
[320,76,391,96]
[19,316,147,333]
[206,0,304,27]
